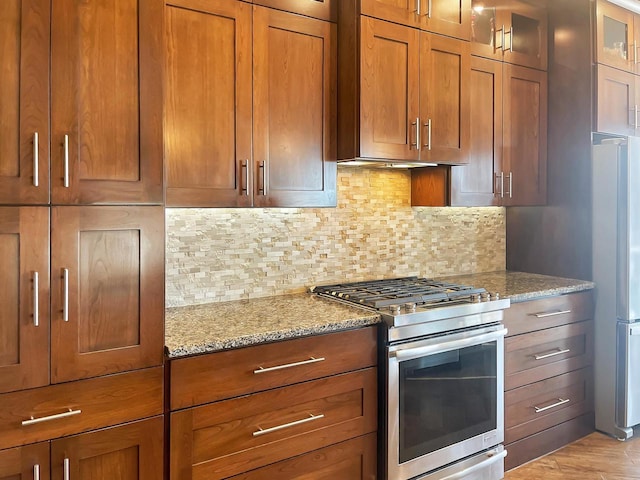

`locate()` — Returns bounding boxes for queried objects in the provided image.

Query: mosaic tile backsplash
[166,168,506,307]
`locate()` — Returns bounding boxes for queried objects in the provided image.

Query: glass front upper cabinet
[596,0,636,73]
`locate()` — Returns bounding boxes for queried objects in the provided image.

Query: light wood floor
[504,432,640,479]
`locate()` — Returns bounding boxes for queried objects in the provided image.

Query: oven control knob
[490,292,500,300]
[390,305,401,315]
[471,294,480,303]
[405,303,417,313]
[480,292,490,302]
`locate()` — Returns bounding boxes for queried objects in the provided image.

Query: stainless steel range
[312,277,510,480]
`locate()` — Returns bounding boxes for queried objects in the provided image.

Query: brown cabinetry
[503,291,594,471]
[360,0,471,40]
[0,443,49,480]
[168,327,378,480]
[165,0,336,208]
[253,0,336,21]
[596,0,638,73]
[471,0,547,71]
[340,7,470,165]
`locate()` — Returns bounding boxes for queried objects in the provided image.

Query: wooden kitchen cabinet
[471,0,547,71]
[340,9,471,165]
[0,0,49,205]
[0,443,50,480]
[595,64,637,136]
[360,0,471,40]
[168,327,378,480]
[165,0,336,208]
[50,0,163,205]
[595,0,638,73]
[503,291,595,471]
[252,0,336,21]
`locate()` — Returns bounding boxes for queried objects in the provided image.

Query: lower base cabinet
[0,417,164,480]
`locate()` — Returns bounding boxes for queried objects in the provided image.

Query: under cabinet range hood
[337,159,438,168]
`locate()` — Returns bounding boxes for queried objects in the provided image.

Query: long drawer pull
[533,309,571,318]
[34,464,40,480]
[534,398,570,413]
[253,413,324,437]
[534,348,570,360]
[253,356,325,374]
[63,458,70,480]
[22,408,82,426]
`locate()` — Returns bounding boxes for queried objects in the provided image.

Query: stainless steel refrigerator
[593,136,640,440]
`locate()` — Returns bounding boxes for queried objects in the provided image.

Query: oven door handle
[436,448,507,480]
[393,328,508,362]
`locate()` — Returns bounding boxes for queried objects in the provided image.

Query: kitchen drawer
[0,366,163,450]
[170,367,377,480]
[505,367,593,444]
[170,327,377,409]
[224,433,377,480]
[505,320,593,390]
[504,291,593,337]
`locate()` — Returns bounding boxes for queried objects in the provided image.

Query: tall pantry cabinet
[0,0,165,477]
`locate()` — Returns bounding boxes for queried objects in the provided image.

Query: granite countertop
[440,271,594,303]
[165,293,380,358]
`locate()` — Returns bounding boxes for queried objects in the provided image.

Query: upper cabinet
[0,0,49,205]
[165,0,337,208]
[50,0,163,205]
[596,0,637,73]
[471,0,547,71]
[339,5,471,165]
[360,0,471,40]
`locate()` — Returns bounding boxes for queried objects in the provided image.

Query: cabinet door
[50,206,164,383]
[596,0,634,72]
[359,17,420,162]
[420,33,470,164]
[51,0,163,205]
[165,0,252,207]
[253,0,336,21]
[0,207,49,393]
[596,64,636,136]
[0,443,50,480]
[360,0,421,29]
[450,57,502,206]
[253,6,337,207]
[0,0,49,205]
[503,0,548,71]
[51,417,163,480]
[503,64,547,206]
[421,0,471,41]
[470,0,503,61]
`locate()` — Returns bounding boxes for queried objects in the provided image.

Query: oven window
[398,341,497,464]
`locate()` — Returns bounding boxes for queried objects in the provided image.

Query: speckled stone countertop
[440,271,594,303]
[165,293,380,358]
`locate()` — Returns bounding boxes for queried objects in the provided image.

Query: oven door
[387,324,506,480]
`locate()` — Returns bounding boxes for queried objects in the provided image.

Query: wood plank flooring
[504,432,640,479]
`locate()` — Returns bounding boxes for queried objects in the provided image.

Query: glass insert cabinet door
[398,341,498,463]
[596,0,636,73]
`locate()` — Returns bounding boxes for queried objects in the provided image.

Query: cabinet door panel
[0,443,50,480]
[165,0,252,207]
[253,0,336,21]
[360,17,420,162]
[596,0,634,73]
[51,0,162,204]
[422,0,471,41]
[420,33,470,164]
[596,64,636,136]
[0,207,49,393]
[470,0,502,60]
[51,417,163,480]
[451,57,502,206]
[361,0,421,29]
[503,65,547,206]
[50,206,163,383]
[253,6,336,207]
[0,0,49,204]
[503,1,547,70]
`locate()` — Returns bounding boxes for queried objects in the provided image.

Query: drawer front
[0,367,163,450]
[170,368,377,480]
[170,327,377,409]
[505,320,593,390]
[504,291,593,337]
[505,368,593,444]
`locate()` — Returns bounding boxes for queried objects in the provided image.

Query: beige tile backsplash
[166,167,506,307]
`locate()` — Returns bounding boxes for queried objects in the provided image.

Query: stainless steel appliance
[312,277,510,480]
[593,136,640,440]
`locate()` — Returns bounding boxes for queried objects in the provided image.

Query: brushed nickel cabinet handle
[240,159,249,196]
[63,134,70,188]
[33,271,39,327]
[495,25,504,50]
[634,40,638,65]
[63,458,70,480]
[63,268,69,322]
[257,161,267,196]
[506,172,513,199]
[534,398,569,413]
[533,309,571,318]
[504,28,513,52]
[34,464,40,480]
[33,132,39,187]
[22,408,82,426]
[427,0,432,18]
[534,348,570,360]
[410,118,420,150]
[414,0,420,15]
[423,119,432,150]
[254,356,325,374]
[494,172,504,198]
[253,413,324,437]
